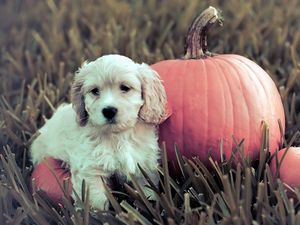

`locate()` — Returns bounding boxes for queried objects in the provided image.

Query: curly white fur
[30,54,167,209]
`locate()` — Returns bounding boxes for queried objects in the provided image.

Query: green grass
[1,0,300,224]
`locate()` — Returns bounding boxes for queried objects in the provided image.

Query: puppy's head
[71,54,166,132]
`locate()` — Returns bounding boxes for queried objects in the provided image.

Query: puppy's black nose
[102,107,118,120]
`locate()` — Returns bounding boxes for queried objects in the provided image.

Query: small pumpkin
[270,147,300,191]
[153,7,285,167]
[31,157,72,204]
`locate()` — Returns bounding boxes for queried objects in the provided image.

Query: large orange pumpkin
[153,7,285,166]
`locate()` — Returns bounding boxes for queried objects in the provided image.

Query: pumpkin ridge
[226,56,269,113]
[211,57,235,158]
[224,57,265,103]
[231,56,271,118]
[231,56,272,155]
[221,56,252,156]
[175,60,187,152]
[216,56,263,155]
[201,58,209,158]
[229,56,271,94]
[223,57,251,157]
[182,61,188,152]
[172,61,184,154]
[232,56,279,150]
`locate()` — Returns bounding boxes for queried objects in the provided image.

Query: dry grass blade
[32,192,65,224]
[257,122,269,180]
[198,212,207,225]
[157,159,188,197]
[120,201,152,225]
[124,183,140,201]
[13,192,51,225]
[161,143,173,207]
[192,157,221,193]
[174,144,188,179]
[255,182,265,223]
[137,164,160,194]
[102,177,122,214]
[234,163,241,202]
[221,175,236,214]
[186,159,215,200]
[83,185,90,225]
[243,168,253,221]
[2,147,28,196]
[208,157,223,181]
[129,174,162,223]
[158,193,178,221]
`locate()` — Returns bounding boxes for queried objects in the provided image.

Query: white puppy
[30,54,167,209]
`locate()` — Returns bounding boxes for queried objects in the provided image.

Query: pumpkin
[152,7,285,167]
[31,157,72,204]
[270,147,300,191]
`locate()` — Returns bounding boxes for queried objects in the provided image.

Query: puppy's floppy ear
[138,63,167,124]
[71,63,89,126]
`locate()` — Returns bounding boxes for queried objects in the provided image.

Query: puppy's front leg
[71,170,109,210]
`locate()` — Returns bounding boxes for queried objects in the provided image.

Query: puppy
[30,54,167,209]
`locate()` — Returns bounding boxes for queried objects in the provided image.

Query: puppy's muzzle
[102,107,118,122]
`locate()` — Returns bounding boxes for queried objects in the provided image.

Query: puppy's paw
[60,161,70,171]
[90,192,110,211]
[143,187,156,201]
[72,188,109,211]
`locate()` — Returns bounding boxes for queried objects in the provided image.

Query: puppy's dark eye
[90,88,100,96]
[120,84,131,93]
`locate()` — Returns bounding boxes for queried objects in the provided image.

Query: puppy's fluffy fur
[30,55,167,209]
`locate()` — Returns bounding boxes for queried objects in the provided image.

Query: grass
[1,0,300,224]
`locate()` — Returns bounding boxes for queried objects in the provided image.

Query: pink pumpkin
[153,7,285,167]
[31,157,72,204]
[270,147,300,190]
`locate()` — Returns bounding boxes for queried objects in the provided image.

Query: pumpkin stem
[183,6,224,59]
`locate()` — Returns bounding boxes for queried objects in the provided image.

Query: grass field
[1,0,300,224]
